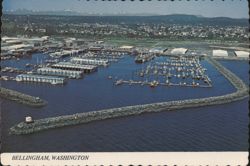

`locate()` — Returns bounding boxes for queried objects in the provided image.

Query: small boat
[166,79,169,85]
[115,79,123,85]
[149,80,158,88]
[139,72,144,77]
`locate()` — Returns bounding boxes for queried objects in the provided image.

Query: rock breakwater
[10,58,249,135]
[0,87,47,107]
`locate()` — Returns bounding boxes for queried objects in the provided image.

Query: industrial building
[51,62,97,73]
[213,50,228,57]
[119,45,134,52]
[16,74,66,85]
[70,57,109,66]
[37,67,83,79]
[49,50,80,58]
[234,51,249,58]
[171,48,188,55]
[149,47,168,54]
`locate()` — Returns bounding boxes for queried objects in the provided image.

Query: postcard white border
[1,152,249,165]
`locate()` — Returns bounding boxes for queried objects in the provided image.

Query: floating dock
[51,62,97,73]
[37,67,83,79]
[135,53,155,63]
[10,57,249,135]
[71,57,109,66]
[16,74,66,85]
[0,87,47,107]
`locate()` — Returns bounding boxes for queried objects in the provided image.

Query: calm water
[1,54,249,152]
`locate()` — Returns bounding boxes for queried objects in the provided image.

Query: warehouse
[171,48,188,55]
[37,67,83,79]
[234,51,249,58]
[213,50,228,57]
[149,47,168,54]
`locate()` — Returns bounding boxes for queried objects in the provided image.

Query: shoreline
[9,57,249,135]
[0,87,47,107]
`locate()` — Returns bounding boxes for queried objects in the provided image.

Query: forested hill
[3,13,249,26]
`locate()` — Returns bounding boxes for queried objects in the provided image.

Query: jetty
[0,87,47,107]
[10,57,248,135]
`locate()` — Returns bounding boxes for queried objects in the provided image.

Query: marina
[9,57,249,135]
[115,56,212,88]
[1,1,249,154]
[36,67,83,79]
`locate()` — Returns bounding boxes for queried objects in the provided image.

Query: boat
[115,79,123,85]
[26,63,32,67]
[139,72,144,77]
[149,80,158,88]
[166,79,169,85]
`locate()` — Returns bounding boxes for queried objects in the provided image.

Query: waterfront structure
[0,87,47,107]
[25,116,34,124]
[213,50,228,57]
[71,57,109,66]
[171,48,188,55]
[50,50,80,58]
[149,47,168,54]
[119,45,134,50]
[234,51,249,58]
[135,53,155,63]
[16,74,66,85]
[51,62,97,73]
[37,67,83,79]
[10,57,249,135]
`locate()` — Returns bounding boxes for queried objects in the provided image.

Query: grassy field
[104,37,248,49]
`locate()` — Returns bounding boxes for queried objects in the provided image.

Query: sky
[3,0,249,18]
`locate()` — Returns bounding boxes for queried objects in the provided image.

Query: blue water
[1,54,249,152]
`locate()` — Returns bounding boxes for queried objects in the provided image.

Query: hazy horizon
[3,0,249,19]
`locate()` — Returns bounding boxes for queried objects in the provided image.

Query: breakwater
[0,87,47,107]
[10,58,249,135]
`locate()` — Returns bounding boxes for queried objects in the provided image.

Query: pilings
[10,58,249,135]
[0,87,47,107]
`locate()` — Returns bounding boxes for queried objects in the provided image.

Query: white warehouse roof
[213,50,228,57]
[234,51,249,58]
[149,47,167,53]
[119,45,134,49]
[171,48,188,55]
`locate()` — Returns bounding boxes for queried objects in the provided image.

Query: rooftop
[213,50,228,57]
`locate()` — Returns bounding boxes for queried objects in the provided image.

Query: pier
[10,57,248,135]
[51,62,97,73]
[0,87,47,107]
[37,67,83,79]
[16,74,66,85]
